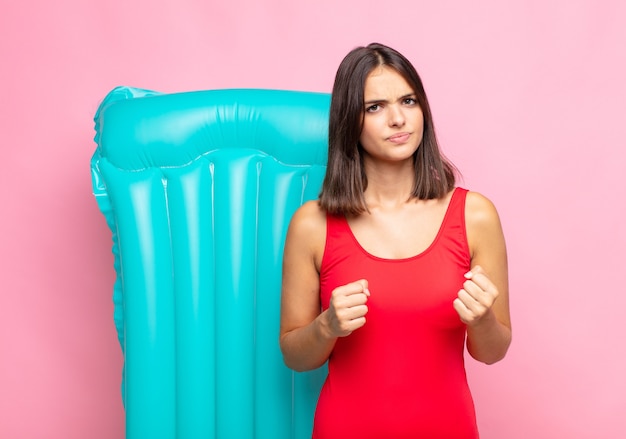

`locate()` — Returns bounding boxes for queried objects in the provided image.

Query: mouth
[387,132,411,144]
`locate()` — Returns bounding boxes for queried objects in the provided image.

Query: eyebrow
[363,93,417,105]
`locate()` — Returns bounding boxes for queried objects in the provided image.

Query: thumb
[464,265,485,279]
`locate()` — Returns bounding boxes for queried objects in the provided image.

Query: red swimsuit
[314,188,479,439]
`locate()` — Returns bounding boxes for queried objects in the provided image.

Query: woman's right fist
[324,279,370,337]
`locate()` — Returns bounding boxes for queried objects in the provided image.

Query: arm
[279,202,369,372]
[453,191,512,365]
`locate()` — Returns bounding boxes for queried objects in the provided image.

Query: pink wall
[1,0,624,437]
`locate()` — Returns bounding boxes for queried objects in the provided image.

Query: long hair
[319,42,457,216]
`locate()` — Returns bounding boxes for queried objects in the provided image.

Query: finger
[344,316,367,333]
[453,298,472,323]
[465,275,498,305]
[333,295,369,312]
[462,280,496,310]
[333,280,370,297]
[464,266,495,294]
[351,316,367,329]
[329,289,368,320]
[467,273,493,294]
[462,279,483,300]
[332,305,368,336]
[355,279,370,296]
[454,295,487,326]
[465,265,485,278]
[337,304,369,321]
[457,289,483,312]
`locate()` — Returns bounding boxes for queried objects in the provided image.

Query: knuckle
[339,321,354,333]
[332,294,347,306]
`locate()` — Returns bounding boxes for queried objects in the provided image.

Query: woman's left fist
[453,265,499,326]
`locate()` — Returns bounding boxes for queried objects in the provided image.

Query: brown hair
[319,42,457,216]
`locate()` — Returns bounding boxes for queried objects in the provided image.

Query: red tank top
[314,187,478,439]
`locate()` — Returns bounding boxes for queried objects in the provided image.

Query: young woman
[279,43,511,439]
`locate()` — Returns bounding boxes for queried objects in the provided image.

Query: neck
[363,158,415,209]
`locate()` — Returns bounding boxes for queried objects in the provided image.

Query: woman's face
[359,66,424,164]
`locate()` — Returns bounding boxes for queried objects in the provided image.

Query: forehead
[363,66,414,98]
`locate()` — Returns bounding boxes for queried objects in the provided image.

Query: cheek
[359,122,378,146]
[417,120,425,138]
[414,113,425,141]
[358,133,372,152]
[415,109,425,128]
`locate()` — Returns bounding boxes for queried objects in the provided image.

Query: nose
[388,104,405,127]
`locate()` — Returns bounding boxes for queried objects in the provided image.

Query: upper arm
[465,191,511,329]
[279,201,327,341]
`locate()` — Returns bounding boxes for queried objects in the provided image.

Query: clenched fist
[453,266,499,326]
[324,279,370,338]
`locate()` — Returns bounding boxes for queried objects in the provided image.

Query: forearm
[466,309,512,365]
[280,310,337,372]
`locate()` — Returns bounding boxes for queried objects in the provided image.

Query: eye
[365,104,381,113]
[403,97,417,105]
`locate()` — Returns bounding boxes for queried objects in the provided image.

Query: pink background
[1,0,625,437]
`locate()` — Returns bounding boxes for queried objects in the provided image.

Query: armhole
[319,213,333,274]
[459,189,472,264]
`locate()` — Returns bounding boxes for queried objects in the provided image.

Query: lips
[387,132,411,144]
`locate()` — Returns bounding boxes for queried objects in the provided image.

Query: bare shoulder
[288,200,326,238]
[464,191,506,258]
[465,191,502,230]
[285,200,327,268]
